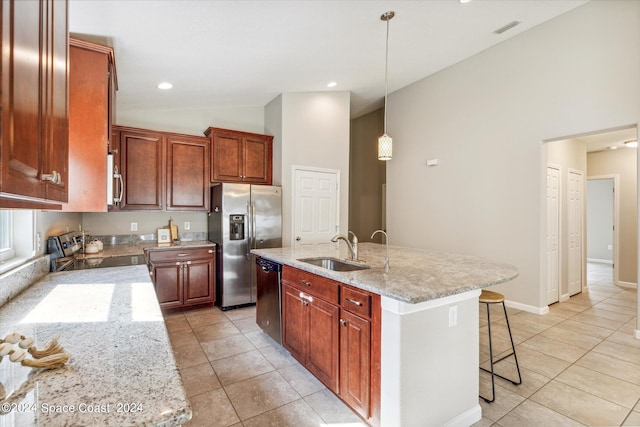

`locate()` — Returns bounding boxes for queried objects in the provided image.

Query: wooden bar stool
[479,290,522,403]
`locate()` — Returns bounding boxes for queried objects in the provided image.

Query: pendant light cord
[380,11,394,135]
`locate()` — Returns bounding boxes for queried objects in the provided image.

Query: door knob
[296,236,301,241]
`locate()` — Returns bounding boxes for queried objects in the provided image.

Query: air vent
[494,21,520,35]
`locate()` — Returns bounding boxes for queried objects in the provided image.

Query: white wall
[116,106,265,136]
[386,1,640,310]
[266,92,351,247]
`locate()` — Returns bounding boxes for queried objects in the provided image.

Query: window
[0,210,35,273]
[0,210,14,262]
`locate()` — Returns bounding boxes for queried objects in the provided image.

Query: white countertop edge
[381,289,482,314]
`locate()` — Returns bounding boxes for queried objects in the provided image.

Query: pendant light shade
[378,133,393,160]
[378,11,395,161]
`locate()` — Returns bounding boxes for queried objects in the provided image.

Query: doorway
[587,177,617,286]
[292,166,340,247]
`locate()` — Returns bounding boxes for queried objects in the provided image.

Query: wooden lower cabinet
[340,310,371,420]
[282,283,340,393]
[281,266,380,426]
[146,247,216,309]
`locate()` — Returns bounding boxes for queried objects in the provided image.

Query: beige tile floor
[476,262,640,427]
[163,304,367,427]
[164,262,638,426]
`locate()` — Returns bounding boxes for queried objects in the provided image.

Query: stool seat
[479,290,504,304]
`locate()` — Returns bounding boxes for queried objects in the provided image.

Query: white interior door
[293,167,339,247]
[546,166,561,304]
[568,169,584,296]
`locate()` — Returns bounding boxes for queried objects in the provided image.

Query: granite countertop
[76,240,215,260]
[0,265,190,426]
[252,242,518,304]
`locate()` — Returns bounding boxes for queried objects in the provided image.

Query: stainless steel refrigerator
[208,183,282,310]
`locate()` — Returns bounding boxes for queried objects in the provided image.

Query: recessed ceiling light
[327,81,338,88]
[459,0,472,3]
[157,82,173,90]
[608,146,618,150]
[625,140,638,148]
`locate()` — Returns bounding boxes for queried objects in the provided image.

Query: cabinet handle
[299,292,313,303]
[208,249,214,254]
[299,279,311,287]
[345,298,362,306]
[113,165,124,204]
[41,170,62,184]
[177,253,189,257]
[340,319,347,326]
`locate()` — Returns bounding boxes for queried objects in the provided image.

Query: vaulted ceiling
[69,0,589,118]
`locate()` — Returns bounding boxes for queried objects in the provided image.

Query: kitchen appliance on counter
[255,257,282,344]
[47,232,144,272]
[208,183,282,310]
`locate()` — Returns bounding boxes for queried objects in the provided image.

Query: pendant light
[378,11,395,161]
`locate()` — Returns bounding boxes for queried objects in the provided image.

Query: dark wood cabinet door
[340,310,371,419]
[64,39,113,212]
[243,135,272,184]
[42,0,69,203]
[166,136,210,211]
[153,262,183,308]
[282,283,308,363]
[1,0,55,201]
[307,296,340,393]
[211,131,244,182]
[119,129,164,210]
[183,257,215,305]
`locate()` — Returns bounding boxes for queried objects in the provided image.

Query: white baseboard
[617,281,637,289]
[443,404,481,427]
[504,300,549,315]
[587,258,613,264]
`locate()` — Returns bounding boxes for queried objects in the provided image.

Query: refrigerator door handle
[246,201,252,259]
[252,201,257,249]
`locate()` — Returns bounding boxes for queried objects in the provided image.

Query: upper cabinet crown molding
[205,127,273,185]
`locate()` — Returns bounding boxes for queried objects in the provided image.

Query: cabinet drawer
[341,286,372,318]
[282,267,339,304]
[147,247,215,263]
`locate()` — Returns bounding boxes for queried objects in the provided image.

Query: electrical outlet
[36,232,42,252]
[184,222,191,230]
[448,305,458,327]
[131,222,138,231]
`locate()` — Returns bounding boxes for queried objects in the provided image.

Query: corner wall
[266,92,351,247]
[386,1,640,310]
[350,108,386,242]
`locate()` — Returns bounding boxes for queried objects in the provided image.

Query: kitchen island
[253,242,518,427]
[0,265,190,426]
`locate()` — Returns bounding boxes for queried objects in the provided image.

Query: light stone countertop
[0,265,190,426]
[76,240,216,260]
[252,242,518,304]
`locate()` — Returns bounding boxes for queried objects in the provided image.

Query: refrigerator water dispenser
[229,215,245,240]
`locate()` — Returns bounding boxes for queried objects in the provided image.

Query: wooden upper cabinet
[119,128,165,210]
[0,0,68,208]
[166,135,210,211]
[205,127,273,185]
[113,125,210,211]
[63,38,117,212]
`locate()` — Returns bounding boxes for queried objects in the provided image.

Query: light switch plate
[131,222,138,231]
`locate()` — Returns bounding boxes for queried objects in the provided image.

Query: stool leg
[480,302,496,403]
[502,302,522,385]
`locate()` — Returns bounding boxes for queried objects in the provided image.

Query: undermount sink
[297,257,370,272]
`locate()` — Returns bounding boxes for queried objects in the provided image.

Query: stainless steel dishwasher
[255,257,282,344]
